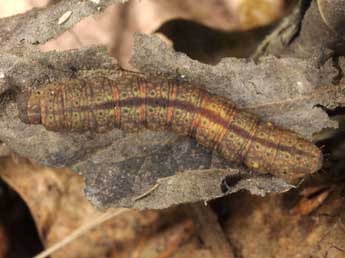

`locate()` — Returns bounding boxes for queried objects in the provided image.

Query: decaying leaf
[224,187,345,258]
[0,36,344,209]
[0,155,202,258]
[82,34,344,209]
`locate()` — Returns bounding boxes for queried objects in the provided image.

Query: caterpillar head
[17,90,42,124]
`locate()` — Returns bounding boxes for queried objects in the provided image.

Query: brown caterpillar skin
[17,74,323,181]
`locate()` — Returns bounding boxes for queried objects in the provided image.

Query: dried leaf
[0,155,184,258]
[1,39,344,209]
[224,188,345,258]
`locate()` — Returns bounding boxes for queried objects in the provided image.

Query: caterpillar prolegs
[17,74,322,181]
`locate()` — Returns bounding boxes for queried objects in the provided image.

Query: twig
[133,183,160,202]
[32,208,129,258]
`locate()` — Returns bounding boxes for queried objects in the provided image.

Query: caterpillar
[16,73,322,181]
